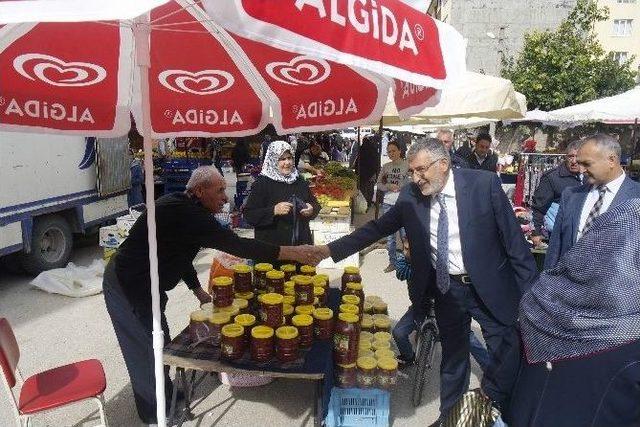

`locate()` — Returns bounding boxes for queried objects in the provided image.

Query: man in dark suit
[311,139,537,424]
[437,129,468,169]
[545,133,640,269]
[466,132,498,172]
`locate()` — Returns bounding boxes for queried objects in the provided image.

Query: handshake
[279,244,331,266]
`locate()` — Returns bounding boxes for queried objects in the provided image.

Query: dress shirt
[430,171,467,274]
[577,172,626,240]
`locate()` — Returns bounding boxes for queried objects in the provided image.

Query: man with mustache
[544,133,640,269]
[310,139,537,425]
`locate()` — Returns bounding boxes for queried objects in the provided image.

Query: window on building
[617,0,636,4]
[613,19,633,36]
[611,51,629,65]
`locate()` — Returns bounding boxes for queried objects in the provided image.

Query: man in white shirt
[545,133,640,268]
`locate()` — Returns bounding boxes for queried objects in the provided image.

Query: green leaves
[501,0,637,111]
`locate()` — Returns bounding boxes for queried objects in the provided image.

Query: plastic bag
[30,260,105,297]
[208,250,246,293]
[353,190,368,214]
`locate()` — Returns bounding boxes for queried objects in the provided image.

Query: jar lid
[190,309,209,322]
[251,325,274,339]
[312,275,328,287]
[338,312,359,324]
[375,348,396,360]
[254,263,274,272]
[358,349,376,359]
[373,314,390,322]
[313,286,325,296]
[336,363,357,368]
[295,305,314,316]
[341,295,360,306]
[360,331,374,342]
[283,295,296,305]
[222,323,244,338]
[215,305,240,317]
[261,293,284,305]
[275,325,299,340]
[377,357,399,371]
[232,298,248,309]
[280,264,296,272]
[313,297,319,306]
[266,270,285,280]
[232,264,252,273]
[200,302,214,312]
[284,280,295,289]
[372,340,391,350]
[234,314,256,327]
[363,302,373,312]
[313,307,333,320]
[357,356,378,370]
[346,281,363,290]
[343,266,360,274]
[212,276,232,286]
[374,317,391,328]
[373,301,388,310]
[291,314,313,327]
[283,304,294,315]
[365,295,383,304]
[209,312,231,325]
[300,265,316,274]
[374,331,392,342]
[235,291,255,300]
[358,340,371,350]
[293,275,313,286]
[361,317,374,328]
[361,313,373,322]
[284,288,295,296]
[339,303,360,315]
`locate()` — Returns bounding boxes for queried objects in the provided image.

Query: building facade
[593,0,640,76]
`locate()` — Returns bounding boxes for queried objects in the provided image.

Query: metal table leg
[179,369,196,421]
[314,378,324,427]
[167,368,181,426]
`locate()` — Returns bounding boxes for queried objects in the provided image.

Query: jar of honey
[295,304,314,316]
[373,300,388,315]
[335,363,357,388]
[377,357,399,389]
[250,325,274,362]
[341,295,360,310]
[232,264,253,293]
[365,295,383,305]
[361,314,374,333]
[208,312,231,346]
[283,304,295,325]
[374,331,392,342]
[299,265,316,276]
[363,301,374,314]
[221,324,245,360]
[234,314,256,348]
[275,326,300,363]
[373,315,391,333]
[312,274,329,289]
[291,314,314,348]
[359,349,376,359]
[189,309,211,343]
[279,264,297,282]
[232,298,249,315]
[344,282,364,310]
[283,295,296,306]
[339,303,360,317]
[356,356,378,388]
[211,276,234,308]
[293,275,314,305]
[374,348,396,360]
[358,339,372,353]
[333,312,359,365]
[372,339,391,352]
[235,291,256,315]
[284,281,296,296]
[265,270,285,294]
[312,308,333,340]
[313,286,326,307]
[341,266,361,292]
[359,331,374,343]
[253,263,274,293]
[259,293,284,329]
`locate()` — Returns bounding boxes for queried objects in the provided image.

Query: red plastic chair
[0,318,108,427]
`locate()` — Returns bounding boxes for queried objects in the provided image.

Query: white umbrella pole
[134,16,167,427]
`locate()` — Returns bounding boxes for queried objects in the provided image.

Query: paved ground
[0,217,483,426]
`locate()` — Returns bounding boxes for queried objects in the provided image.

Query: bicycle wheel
[412,327,437,407]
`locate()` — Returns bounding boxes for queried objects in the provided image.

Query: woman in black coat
[243,140,320,247]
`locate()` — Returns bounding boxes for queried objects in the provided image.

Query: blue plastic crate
[326,388,390,427]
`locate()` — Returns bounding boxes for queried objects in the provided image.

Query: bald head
[437,129,454,151]
[186,166,227,213]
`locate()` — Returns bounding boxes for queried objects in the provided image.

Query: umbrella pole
[134,17,167,427]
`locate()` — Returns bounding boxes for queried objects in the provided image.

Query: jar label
[222,343,233,356]
[333,333,350,353]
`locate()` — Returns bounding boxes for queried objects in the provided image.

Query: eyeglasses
[408,158,444,178]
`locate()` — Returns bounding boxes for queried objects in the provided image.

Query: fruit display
[311,162,357,206]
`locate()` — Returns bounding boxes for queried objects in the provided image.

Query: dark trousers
[103,259,172,423]
[435,277,521,416]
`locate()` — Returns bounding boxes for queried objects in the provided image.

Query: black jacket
[243,176,320,246]
[466,151,498,172]
[530,162,582,235]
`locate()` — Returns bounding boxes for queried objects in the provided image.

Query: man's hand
[531,235,543,247]
[274,202,293,216]
[300,203,314,217]
[279,245,330,265]
[192,287,211,305]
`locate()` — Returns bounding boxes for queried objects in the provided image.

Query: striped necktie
[436,194,450,294]
[581,185,607,237]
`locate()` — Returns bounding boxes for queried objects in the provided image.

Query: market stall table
[163,289,340,426]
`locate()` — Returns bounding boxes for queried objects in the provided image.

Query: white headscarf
[260,140,299,184]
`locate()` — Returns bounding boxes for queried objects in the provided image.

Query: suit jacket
[544,176,640,269]
[329,168,537,325]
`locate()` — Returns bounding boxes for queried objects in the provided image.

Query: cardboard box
[313,229,359,270]
[99,225,125,248]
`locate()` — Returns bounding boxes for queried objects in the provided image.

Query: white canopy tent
[548,86,640,125]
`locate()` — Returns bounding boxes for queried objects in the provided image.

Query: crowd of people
[105,130,640,427]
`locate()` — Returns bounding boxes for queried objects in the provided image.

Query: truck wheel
[21,215,73,275]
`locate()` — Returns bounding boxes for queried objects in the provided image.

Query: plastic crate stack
[326,388,390,427]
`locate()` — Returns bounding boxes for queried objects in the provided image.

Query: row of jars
[231,262,321,295]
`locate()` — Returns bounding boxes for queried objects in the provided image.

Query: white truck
[0,132,131,274]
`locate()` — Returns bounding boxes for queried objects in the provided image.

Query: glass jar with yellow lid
[295,304,315,316]
[312,307,333,340]
[313,286,326,306]
[250,325,274,362]
[373,314,391,333]
[259,293,284,329]
[232,264,252,293]
[299,265,316,276]
[291,314,314,348]
[377,357,398,389]
[360,314,374,333]
[234,313,256,347]
[189,309,211,343]
[341,266,361,292]
[312,274,329,288]
[341,294,361,309]
[275,326,300,362]
[221,324,245,360]
[334,312,359,365]
[208,312,231,346]
[211,276,233,308]
[253,263,274,293]
[357,356,378,388]
[279,264,297,281]
[374,348,396,360]
[265,270,285,294]
[232,298,249,315]
[293,275,314,305]
[283,303,295,325]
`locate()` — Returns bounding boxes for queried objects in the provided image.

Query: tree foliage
[501,0,637,111]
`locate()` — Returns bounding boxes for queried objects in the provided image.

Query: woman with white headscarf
[244,140,320,248]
